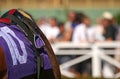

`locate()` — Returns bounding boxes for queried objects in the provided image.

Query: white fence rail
[52,42,120,78]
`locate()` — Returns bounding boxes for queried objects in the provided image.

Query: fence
[52,42,120,78]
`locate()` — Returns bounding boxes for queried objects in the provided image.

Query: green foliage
[1,9,120,24]
[115,12,120,25]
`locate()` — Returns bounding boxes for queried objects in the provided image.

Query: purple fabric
[0,23,52,79]
[35,35,45,48]
[40,53,52,70]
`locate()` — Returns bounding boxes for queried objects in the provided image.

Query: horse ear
[0,47,7,79]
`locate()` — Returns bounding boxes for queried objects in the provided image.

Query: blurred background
[0,0,120,79]
[0,0,120,23]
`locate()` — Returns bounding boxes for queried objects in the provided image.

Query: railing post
[92,44,101,77]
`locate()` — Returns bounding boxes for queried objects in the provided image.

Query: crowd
[37,11,120,43]
[37,11,120,77]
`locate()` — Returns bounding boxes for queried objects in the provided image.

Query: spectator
[38,17,59,43]
[37,17,50,36]
[101,12,116,78]
[47,17,60,43]
[117,28,120,56]
[117,28,120,40]
[37,17,47,26]
[93,18,104,41]
[115,28,120,73]
[72,16,96,43]
[112,17,119,40]
[64,11,77,41]
[65,11,76,31]
[74,12,86,26]
[102,12,116,41]
[56,22,66,42]
[65,12,87,42]
[72,16,94,77]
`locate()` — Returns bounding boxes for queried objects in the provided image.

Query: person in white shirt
[72,16,96,43]
[37,17,51,37]
[39,23,51,36]
[93,18,104,41]
[72,16,95,77]
[38,17,60,43]
[47,18,60,43]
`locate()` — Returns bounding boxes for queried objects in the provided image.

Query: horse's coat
[0,47,7,79]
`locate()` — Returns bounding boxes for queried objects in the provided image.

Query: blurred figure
[102,12,116,41]
[94,18,104,41]
[56,22,66,42]
[72,16,96,43]
[115,28,120,73]
[115,28,120,62]
[65,11,86,42]
[37,17,47,26]
[64,11,76,41]
[101,12,116,78]
[65,11,76,31]
[38,17,60,43]
[112,17,119,40]
[37,17,50,36]
[72,16,94,77]
[47,17,60,43]
[75,12,86,26]
[116,28,120,40]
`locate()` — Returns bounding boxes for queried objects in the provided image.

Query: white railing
[52,41,120,78]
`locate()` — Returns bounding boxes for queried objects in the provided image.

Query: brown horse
[0,47,55,79]
[0,47,7,79]
[0,9,61,79]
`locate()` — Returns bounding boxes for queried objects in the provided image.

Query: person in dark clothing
[56,22,65,42]
[102,12,116,77]
[102,15,116,41]
[103,24,116,41]
[112,17,119,40]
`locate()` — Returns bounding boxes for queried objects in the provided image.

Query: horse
[0,9,61,79]
[0,47,7,79]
